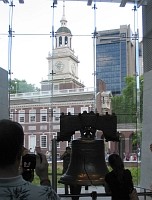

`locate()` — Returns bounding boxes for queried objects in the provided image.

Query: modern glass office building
[96,25,135,95]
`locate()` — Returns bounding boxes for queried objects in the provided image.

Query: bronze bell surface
[59,138,109,186]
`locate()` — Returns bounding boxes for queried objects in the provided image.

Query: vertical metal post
[144,188,146,200]
[133,0,140,186]
[49,1,56,152]
[92,3,97,113]
[48,108,52,152]
[49,2,57,186]
[91,191,97,200]
[133,2,140,123]
[50,2,56,110]
[118,134,123,160]
[8,0,14,117]
[52,138,57,192]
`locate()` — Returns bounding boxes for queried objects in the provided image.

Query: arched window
[59,36,62,46]
[65,36,68,46]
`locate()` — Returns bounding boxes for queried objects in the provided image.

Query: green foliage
[127,166,141,186]
[32,163,64,187]
[32,163,140,187]
[107,165,140,185]
[132,131,142,151]
[112,76,143,149]
[10,78,40,94]
[112,76,143,124]
[112,76,136,123]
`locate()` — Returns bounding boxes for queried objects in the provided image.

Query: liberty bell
[60,137,108,186]
[58,112,118,186]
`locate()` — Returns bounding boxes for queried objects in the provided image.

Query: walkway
[58,186,113,200]
[57,186,143,200]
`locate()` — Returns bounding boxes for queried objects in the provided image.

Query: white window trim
[29,109,36,123]
[40,135,47,148]
[40,109,47,122]
[19,110,25,123]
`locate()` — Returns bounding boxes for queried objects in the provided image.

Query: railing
[10,87,94,99]
[58,187,152,200]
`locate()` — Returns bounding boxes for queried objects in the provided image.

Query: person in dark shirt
[104,153,134,200]
[60,146,71,194]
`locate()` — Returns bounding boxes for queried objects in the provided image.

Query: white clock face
[55,61,64,72]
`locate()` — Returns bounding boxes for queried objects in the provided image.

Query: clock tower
[43,0,84,91]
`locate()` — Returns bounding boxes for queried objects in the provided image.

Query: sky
[0,0,142,88]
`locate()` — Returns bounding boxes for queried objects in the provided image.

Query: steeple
[44,0,83,91]
[60,0,67,27]
[55,0,72,48]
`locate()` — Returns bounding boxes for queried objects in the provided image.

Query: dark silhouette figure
[60,146,72,194]
[104,154,134,200]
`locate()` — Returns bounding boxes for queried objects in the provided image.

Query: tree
[112,76,143,151]
[10,79,40,94]
[111,76,143,123]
